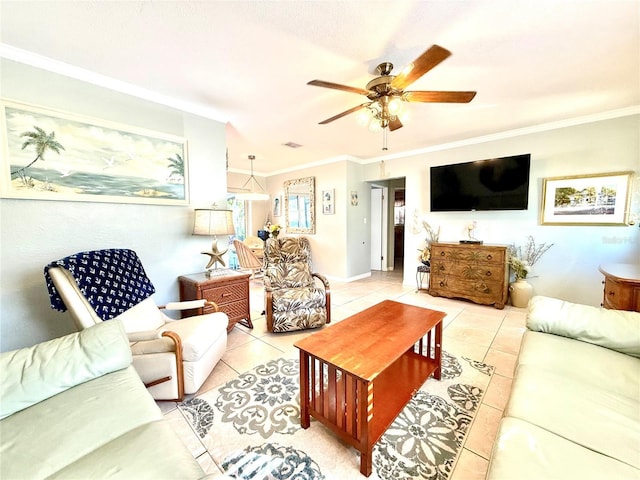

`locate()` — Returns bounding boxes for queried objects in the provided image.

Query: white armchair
[45,249,228,401]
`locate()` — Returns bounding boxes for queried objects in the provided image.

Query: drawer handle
[439,281,445,287]
[487,254,493,260]
[440,251,445,256]
[485,271,492,277]
[221,292,232,297]
[608,291,615,296]
[438,265,445,271]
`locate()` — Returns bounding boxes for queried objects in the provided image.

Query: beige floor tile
[441,336,489,363]
[221,338,284,373]
[195,359,241,395]
[491,324,525,355]
[484,348,517,378]
[482,374,513,411]
[226,327,257,350]
[464,404,503,460]
[452,311,505,332]
[444,324,497,347]
[451,448,489,480]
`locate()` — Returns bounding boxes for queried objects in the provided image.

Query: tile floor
[160,268,527,479]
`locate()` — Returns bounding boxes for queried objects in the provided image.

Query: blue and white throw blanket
[44,249,156,321]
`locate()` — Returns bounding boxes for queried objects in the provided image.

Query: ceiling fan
[308,44,476,132]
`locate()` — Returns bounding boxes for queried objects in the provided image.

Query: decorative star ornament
[202,242,228,269]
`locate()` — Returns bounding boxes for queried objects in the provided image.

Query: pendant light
[235,155,269,201]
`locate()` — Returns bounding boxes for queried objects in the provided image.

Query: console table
[428,242,509,309]
[598,263,640,312]
[178,270,253,331]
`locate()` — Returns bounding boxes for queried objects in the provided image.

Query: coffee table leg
[433,321,443,380]
[299,350,310,429]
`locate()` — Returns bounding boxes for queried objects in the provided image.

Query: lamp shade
[193,209,235,236]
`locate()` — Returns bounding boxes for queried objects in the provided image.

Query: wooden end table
[294,300,445,476]
[178,270,253,332]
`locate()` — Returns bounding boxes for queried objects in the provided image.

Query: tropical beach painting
[1,100,188,205]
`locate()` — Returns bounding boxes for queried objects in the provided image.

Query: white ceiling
[1,1,639,176]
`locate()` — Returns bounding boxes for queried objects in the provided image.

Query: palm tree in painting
[167,153,184,183]
[11,126,65,185]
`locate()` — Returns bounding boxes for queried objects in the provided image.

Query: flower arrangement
[269,223,281,237]
[508,235,554,280]
[417,220,440,265]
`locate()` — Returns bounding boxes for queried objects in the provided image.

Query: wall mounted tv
[430,154,531,212]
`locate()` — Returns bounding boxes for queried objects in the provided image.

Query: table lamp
[193,209,235,275]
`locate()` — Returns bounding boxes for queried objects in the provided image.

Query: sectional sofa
[0,319,229,479]
[486,295,640,479]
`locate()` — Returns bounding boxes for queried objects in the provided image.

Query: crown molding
[0,43,229,123]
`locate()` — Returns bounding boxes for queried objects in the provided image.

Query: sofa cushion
[487,417,640,480]
[505,364,640,469]
[0,365,163,479]
[527,295,640,357]
[518,330,640,400]
[45,420,206,480]
[0,320,131,419]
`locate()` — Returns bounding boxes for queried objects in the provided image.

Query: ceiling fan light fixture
[356,108,372,126]
[388,96,403,115]
[368,119,383,133]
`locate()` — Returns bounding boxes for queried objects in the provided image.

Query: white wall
[0,60,227,351]
[363,114,640,306]
[265,162,357,279]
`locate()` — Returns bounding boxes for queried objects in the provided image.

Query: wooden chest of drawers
[178,271,252,331]
[599,264,640,312]
[428,242,509,309]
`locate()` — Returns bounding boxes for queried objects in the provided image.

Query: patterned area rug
[178,352,493,479]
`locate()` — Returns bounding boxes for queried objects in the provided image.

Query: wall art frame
[322,188,335,215]
[540,171,633,226]
[273,195,282,217]
[1,99,189,205]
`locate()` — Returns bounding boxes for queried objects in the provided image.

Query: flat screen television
[430,154,531,212]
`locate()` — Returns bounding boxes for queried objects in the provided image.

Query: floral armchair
[263,237,331,333]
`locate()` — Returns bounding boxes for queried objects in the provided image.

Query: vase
[509,278,533,308]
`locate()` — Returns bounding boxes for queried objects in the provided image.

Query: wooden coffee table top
[294,300,446,382]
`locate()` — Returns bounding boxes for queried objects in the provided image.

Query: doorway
[369,178,406,277]
[369,185,386,271]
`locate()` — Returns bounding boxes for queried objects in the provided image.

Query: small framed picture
[322,189,334,214]
[351,191,359,206]
[272,195,282,217]
[540,171,633,226]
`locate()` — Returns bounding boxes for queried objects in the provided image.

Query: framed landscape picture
[540,171,633,226]
[1,99,189,205]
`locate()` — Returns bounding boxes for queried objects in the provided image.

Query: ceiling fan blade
[403,91,477,103]
[390,45,452,90]
[318,103,370,124]
[307,80,371,96]
[389,117,403,131]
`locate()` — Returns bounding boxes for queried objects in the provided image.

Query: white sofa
[486,296,640,480]
[0,320,229,480]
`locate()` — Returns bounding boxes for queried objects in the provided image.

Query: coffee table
[294,300,445,476]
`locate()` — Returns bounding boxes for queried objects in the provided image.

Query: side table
[416,264,430,291]
[178,270,253,332]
